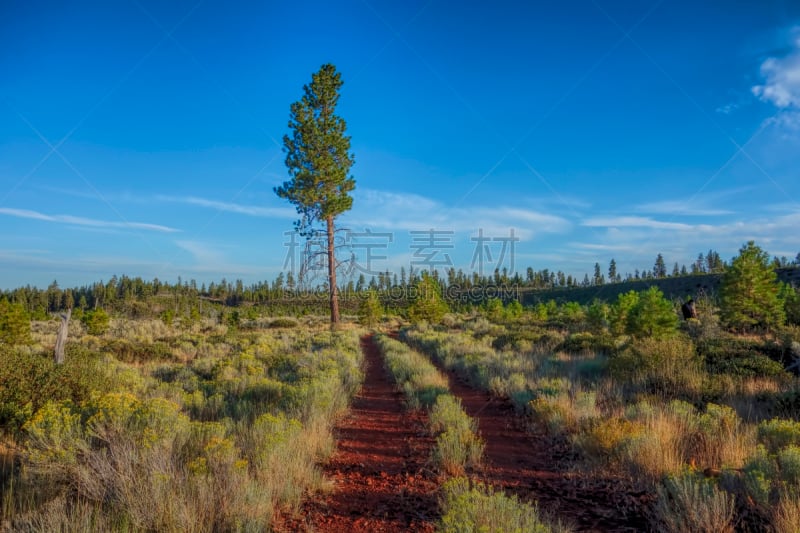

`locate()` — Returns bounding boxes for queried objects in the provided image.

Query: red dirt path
[441,369,652,532]
[276,334,439,532]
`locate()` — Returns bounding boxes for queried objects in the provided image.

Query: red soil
[442,369,652,532]
[276,334,439,532]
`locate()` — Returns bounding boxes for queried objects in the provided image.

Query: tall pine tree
[276,64,355,324]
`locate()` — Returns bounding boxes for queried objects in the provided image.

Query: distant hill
[517,267,800,306]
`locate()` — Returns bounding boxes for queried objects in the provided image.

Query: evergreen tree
[609,291,639,336]
[485,298,505,322]
[781,284,800,326]
[720,241,785,332]
[358,289,383,328]
[694,253,706,274]
[275,64,355,325]
[654,253,667,278]
[626,286,678,338]
[408,273,449,323]
[593,262,604,285]
[707,249,724,273]
[608,259,617,283]
[587,299,609,334]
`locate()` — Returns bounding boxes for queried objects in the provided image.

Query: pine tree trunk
[54,308,71,364]
[327,216,340,324]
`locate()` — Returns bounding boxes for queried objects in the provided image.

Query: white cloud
[767,111,800,131]
[752,28,800,109]
[157,195,295,218]
[582,216,695,231]
[174,240,227,264]
[358,189,440,211]
[634,200,733,217]
[569,209,800,275]
[634,188,754,217]
[498,207,571,227]
[0,207,179,233]
[344,188,571,240]
[716,103,739,115]
[568,242,637,252]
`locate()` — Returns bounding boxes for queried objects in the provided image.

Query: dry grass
[620,401,756,482]
[403,319,792,531]
[773,493,800,533]
[3,322,365,530]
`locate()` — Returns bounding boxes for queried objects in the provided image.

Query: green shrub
[23,401,84,465]
[743,445,782,509]
[697,336,788,377]
[609,336,702,396]
[376,334,449,409]
[0,300,32,346]
[559,301,585,325]
[573,418,642,465]
[429,395,475,435]
[433,427,484,476]
[102,339,175,363]
[529,397,571,434]
[5,321,365,530]
[777,445,800,485]
[81,309,110,336]
[429,395,484,475]
[758,418,800,453]
[0,346,110,434]
[439,477,569,533]
[268,317,298,329]
[559,332,615,354]
[160,309,174,327]
[655,471,735,533]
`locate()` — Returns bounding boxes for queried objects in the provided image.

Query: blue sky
[1,0,800,289]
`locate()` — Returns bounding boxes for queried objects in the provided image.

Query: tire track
[278,334,439,532]
[419,348,650,532]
